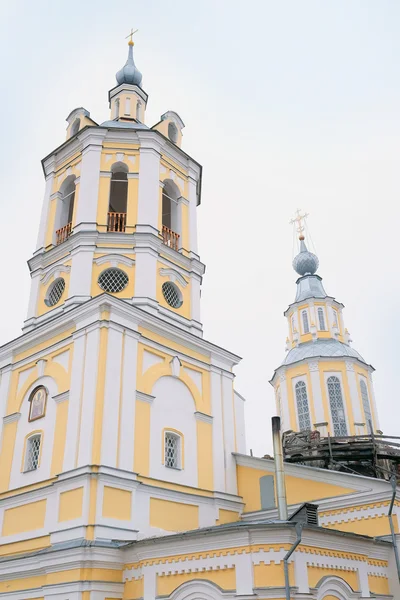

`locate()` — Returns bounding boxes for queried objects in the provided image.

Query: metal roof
[282,338,366,366]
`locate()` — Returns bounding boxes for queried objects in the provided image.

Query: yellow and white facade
[0,41,399,600]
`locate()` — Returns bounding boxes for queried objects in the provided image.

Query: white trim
[94,253,135,268]
[194,411,213,424]
[53,391,69,404]
[136,390,155,404]
[159,267,188,288]
[3,412,21,424]
[40,263,71,285]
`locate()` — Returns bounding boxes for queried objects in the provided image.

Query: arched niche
[162,179,181,237]
[149,375,198,488]
[316,576,358,600]
[169,580,232,600]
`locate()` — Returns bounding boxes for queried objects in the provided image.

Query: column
[66,246,95,306]
[345,361,364,434]
[210,367,226,492]
[118,330,139,471]
[235,552,254,595]
[137,138,161,230]
[73,131,105,233]
[278,369,291,433]
[188,169,198,254]
[221,371,237,495]
[24,271,42,325]
[35,158,55,251]
[308,360,327,435]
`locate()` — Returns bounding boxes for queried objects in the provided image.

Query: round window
[45,278,66,307]
[162,281,183,308]
[98,268,129,293]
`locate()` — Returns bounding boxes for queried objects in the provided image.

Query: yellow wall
[124,577,144,599]
[58,487,84,522]
[324,513,397,537]
[156,568,235,596]
[197,420,213,490]
[149,498,199,532]
[157,261,191,319]
[237,464,356,513]
[2,499,47,536]
[50,399,69,476]
[368,574,390,595]
[216,509,240,525]
[134,399,151,475]
[102,486,132,520]
[91,257,135,299]
[254,562,293,587]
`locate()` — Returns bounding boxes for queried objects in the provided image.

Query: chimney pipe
[272,416,288,520]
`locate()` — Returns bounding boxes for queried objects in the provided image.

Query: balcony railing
[162,225,180,251]
[56,222,72,245]
[107,212,126,232]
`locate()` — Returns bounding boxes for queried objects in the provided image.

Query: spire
[116,31,143,87]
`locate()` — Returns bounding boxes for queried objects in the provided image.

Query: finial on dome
[290,209,319,276]
[116,29,143,87]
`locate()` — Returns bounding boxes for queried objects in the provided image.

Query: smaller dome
[292,238,319,276]
[116,43,142,87]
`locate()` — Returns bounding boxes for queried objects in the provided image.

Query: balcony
[107,212,126,232]
[56,222,72,245]
[162,225,180,251]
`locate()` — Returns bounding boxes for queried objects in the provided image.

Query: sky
[0,1,399,456]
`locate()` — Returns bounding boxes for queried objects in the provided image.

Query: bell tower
[270,212,380,438]
[26,38,203,337]
[0,40,245,549]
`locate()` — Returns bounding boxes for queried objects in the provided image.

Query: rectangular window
[24,435,41,471]
[165,432,180,469]
[124,97,131,115]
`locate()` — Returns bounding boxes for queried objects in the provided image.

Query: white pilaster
[188,172,198,254]
[345,361,363,426]
[35,160,55,251]
[118,330,139,471]
[358,561,370,597]
[137,140,161,229]
[235,552,254,595]
[73,131,105,232]
[190,272,201,324]
[308,360,325,429]
[100,326,124,467]
[133,247,158,305]
[66,246,95,305]
[0,366,12,424]
[143,566,156,600]
[210,368,225,492]
[63,330,87,472]
[278,369,291,432]
[294,550,309,593]
[367,371,381,431]
[77,326,101,466]
[221,372,237,495]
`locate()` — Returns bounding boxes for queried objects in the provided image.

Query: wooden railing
[162,225,180,251]
[56,222,72,245]
[107,212,126,232]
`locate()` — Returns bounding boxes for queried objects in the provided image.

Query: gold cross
[125,28,138,45]
[289,208,309,236]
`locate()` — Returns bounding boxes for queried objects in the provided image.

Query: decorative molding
[136,390,155,404]
[177,195,189,206]
[170,355,182,377]
[35,358,47,377]
[3,412,21,424]
[314,421,328,428]
[278,369,286,382]
[41,263,71,285]
[308,361,319,372]
[127,173,139,179]
[194,411,213,424]
[345,361,355,372]
[116,152,125,161]
[159,268,188,288]
[53,391,69,404]
[99,171,113,178]
[94,254,135,268]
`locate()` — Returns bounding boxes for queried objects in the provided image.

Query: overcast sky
[1,1,399,455]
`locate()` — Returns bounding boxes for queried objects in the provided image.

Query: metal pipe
[284,522,303,600]
[272,416,288,521]
[388,475,400,582]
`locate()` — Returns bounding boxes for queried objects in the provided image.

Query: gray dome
[293,238,319,276]
[116,44,142,87]
[282,338,366,367]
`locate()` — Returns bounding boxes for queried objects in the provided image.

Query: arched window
[302,310,309,334]
[107,163,128,232]
[360,379,372,433]
[327,376,348,436]
[70,118,80,137]
[24,434,41,472]
[164,431,181,469]
[295,381,311,431]
[317,307,326,330]
[56,178,75,244]
[161,180,181,250]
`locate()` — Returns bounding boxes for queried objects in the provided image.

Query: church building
[0,39,399,600]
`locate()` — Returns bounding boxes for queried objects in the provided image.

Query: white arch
[316,575,359,600]
[169,580,234,600]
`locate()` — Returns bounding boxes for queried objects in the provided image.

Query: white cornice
[159,267,188,287]
[53,391,69,404]
[3,412,21,424]
[136,390,155,404]
[40,263,71,285]
[194,411,213,424]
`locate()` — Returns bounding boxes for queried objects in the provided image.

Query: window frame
[317,306,326,331]
[23,433,42,473]
[301,309,310,334]
[294,380,312,431]
[360,378,373,433]
[163,430,183,470]
[326,375,348,436]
